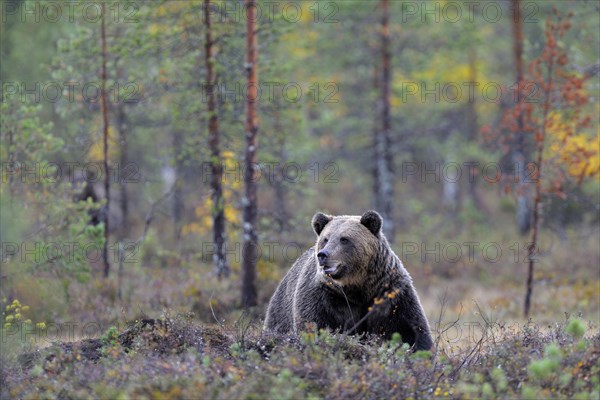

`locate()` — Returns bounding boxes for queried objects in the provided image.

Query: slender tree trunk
[172,129,184,241]
[374,0,395,242]
[512,0,531,235]
[442,151,459,211]
[524,57,553,318]
[100,3,111,277]
[466,47,479,141]
[116,84,129,240]
[372,56,381,196]
[205,0,230,278]
[242,0,258,308]
[466,46,485,212]
[7,127,14,206]
[272,102,289,233]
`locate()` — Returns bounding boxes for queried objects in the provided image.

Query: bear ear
[312,212,332,236]
[360,210,383,236]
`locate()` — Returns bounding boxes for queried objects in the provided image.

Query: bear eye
[340,237,349,244]
[322,238,328,245]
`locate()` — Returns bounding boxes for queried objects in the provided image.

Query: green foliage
[491,366,508,392]
[0,101,64,164]
[521,383,540,399]
[566,318,586,339]
[0,100,103,319]
[411,350,432,360]
[390,331,402,345]
[269,368,311,400]
[544,343,563,360]
[528,342,563,381]
[101,326,119,347]
[529,356,559,380]
[2,316,599,399]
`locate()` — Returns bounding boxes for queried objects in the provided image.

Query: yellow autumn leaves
[182,151,241,237]
[547,111,600,182]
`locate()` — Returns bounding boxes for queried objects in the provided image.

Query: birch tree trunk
[512,0,532,234]
[242,0,259,307]
[172,129,184,241]
[100,3,111,277]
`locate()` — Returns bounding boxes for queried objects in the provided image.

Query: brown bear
[264,210,433,351]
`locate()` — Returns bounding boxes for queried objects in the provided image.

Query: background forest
[1,0,599,398]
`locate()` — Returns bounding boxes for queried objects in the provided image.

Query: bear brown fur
[263,210,433,351]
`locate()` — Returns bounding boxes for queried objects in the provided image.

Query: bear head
[311,210,383,286]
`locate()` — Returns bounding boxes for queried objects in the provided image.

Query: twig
[208,289,224,327]
[136,183,177,245]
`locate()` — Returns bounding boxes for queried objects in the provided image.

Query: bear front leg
[413,323,434,351]
[368,288,433,351]
[383,311,433,351]
[393,297,433,351]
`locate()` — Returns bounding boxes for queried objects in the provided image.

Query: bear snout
[317,249,329,266]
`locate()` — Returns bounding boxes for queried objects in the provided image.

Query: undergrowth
[1,313,598,399]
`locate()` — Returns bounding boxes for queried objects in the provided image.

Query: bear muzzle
[317,249,329,266]
[317,249,346,279]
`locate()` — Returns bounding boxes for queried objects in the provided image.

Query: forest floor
[1,212,599,399]
[1,313,598,399]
